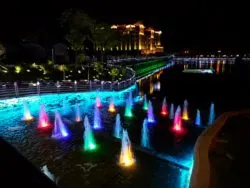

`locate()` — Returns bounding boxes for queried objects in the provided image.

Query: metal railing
[0,68,136,99]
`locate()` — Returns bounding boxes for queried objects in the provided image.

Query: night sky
[0,0,249,53]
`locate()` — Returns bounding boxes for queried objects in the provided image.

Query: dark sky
[0,0,249,52]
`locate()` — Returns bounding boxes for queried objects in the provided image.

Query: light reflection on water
[181,59,233,74]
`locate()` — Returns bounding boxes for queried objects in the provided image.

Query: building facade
[111,22,164,54]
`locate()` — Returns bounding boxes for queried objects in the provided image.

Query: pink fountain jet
[38,104,50,130]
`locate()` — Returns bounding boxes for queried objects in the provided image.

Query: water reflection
[180,59,233,74]
[216,60,220,73]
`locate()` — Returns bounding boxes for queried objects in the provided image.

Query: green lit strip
[135,60,166,77]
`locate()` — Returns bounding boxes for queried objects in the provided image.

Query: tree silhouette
[91,23,120,62]
[60,9,93,66]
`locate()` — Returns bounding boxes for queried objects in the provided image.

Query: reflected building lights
[216,61,220,74]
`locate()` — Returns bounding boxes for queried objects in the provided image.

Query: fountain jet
[169,103,175,120]
[195,109,202,126]
[52,111,69,139]
[172,105,183,133]
[143,94,148,110]
[182,99,189,120]
[114,114,122,139]
[128,91,133,107]
[119,129,135,167]
[108,97,116,113]
[38,105,50,129]
[22,102,34,121]
[147,100,155,123]
[208,103,215,125]
[161,97,168,116]
[96,95,102,108]
[125,98,133,117]
[75,104,82,122]
[93,107,102,129]
[62,99,70,115]
[83,116,96,151]
[141,119,150,148]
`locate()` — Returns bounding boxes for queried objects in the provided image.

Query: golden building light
[111,25,118,29]
[111,22,164,54]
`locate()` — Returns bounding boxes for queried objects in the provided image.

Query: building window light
[111,25,118,29]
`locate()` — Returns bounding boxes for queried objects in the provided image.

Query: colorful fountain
[169,103,175,120]
[38,104,50,129]
[208,103,215,125]
[93,107,102,129]
[143,94,148,110]
[141,118,150,148]
[62,99,70,115]
[75,104,82,122]
[83,116,96,151]
[125,98,133,117]
[96,95,102,108]
[22,102,34,121]
[195,109,202,126]
[182,99,189,120]
[135,84,139,97]
[147,100,155,123]
[108,97,116,113]
[172,105,183,133]
[128,91,133,107]
[51,111,69,139]
[119,129,135,167]
[114,114,122,139]
[161,97,168,116]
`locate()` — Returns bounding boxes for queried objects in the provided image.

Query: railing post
[56,81,60,93]
[89,80,92,91]
[74,80,77,92]
[14,82,19,97]
[37,81,40,95]
[101,81,104,90]
[110,82,113,90]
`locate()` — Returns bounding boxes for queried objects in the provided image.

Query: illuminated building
[110,22,164,54]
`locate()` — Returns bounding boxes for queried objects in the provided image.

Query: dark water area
[0,59,249,188]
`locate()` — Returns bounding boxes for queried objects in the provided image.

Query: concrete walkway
[190,110,250,188]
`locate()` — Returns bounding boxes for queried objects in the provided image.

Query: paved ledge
[190,110,250,188]
[0,138,57,188]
